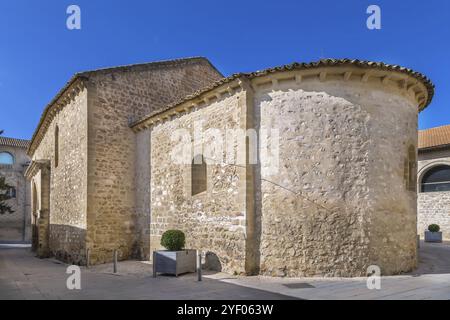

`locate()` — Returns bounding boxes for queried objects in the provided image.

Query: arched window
[192,154,207,196]
[421,165,450,193]
[54,125,59,168]
[0,152,14,165]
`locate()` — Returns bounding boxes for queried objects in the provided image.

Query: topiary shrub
[161,230,186,251]
[428,224,440,233]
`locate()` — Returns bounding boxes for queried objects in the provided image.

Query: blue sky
[0,0,449,139]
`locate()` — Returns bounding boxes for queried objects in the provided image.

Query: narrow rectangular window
[55,125,59,168]
[192,155,207,196]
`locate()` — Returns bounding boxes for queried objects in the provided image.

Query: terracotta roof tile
[131,58,434,129]
[419,125,450,150]
[0,136,30,149]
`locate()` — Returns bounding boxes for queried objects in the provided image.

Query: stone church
[24,57,434,277]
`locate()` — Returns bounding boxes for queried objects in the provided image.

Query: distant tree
[0,129,3,135]
[0,176,13,215]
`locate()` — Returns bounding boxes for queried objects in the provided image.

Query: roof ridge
[79,56,220,76]
[0,136,31,149]
[0,136,30,142]
[419,124,450,132]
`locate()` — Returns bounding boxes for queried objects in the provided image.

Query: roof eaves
[419,143,450,152]
[131,58,434,129]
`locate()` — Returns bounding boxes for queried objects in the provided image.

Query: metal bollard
[152,251,157,278]
[197,251,202,282]
[86,248,90,268]
[113,250,118,274]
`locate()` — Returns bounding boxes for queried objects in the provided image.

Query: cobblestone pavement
[216,241,450,300]
[1,241,449,300]
[0,246,295,300]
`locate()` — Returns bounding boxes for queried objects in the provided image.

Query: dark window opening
[0,152,14,165]
[54,125,59,168]
[192,154,207,196]
[9,187,16,198]
[421,165,450,193]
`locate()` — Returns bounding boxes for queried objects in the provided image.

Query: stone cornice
[250,66,428,106]
[24,159,50,180]
[131,59,434,132]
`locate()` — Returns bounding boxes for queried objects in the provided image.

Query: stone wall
[256,83,370,277]
[27,58,221,265]
[135,65,426,277]
[361,84,418,276]
[256,76,419,277]
[418,149,450,239]
[30,87,88,264]
[0,145,30,242]
[86,59,223,263]
[149,91,249,274]
[134,129,151,259]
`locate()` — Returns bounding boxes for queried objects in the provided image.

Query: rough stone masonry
[26,57,434,277]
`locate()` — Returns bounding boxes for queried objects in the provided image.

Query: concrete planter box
[424,231,442,243]
[153,249,196,277]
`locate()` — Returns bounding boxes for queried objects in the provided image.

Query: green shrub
[161,230,185,251]
[428,224,440,233]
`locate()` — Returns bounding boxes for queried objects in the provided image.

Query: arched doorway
[26,160,51,257]
[31,181,39,251]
